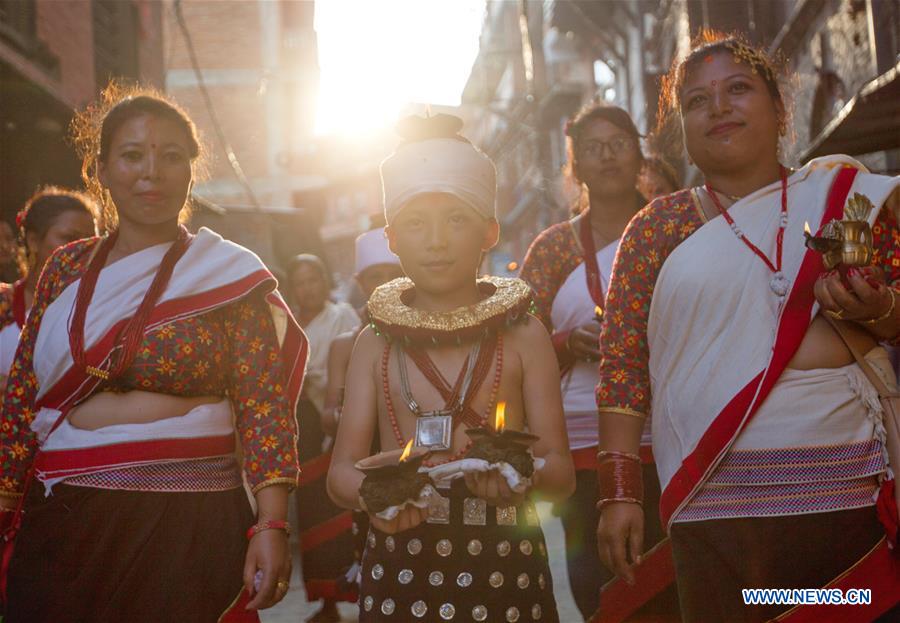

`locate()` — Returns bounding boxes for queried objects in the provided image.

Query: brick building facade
[162,0,327,270]
[0,0,164,223]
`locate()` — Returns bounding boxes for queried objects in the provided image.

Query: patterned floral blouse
[0,238,298,496]
[597,188,900,418]
[519,221,583,364]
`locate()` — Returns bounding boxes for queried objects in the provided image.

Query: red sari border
[300,510,353,554]
[772,538,899,622]
[658,167,859,529]
[589,538,676,623]
[34,433,236,480]
[218,588,261,623]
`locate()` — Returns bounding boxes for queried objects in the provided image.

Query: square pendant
[414,413,452,450]
[496,505,517,526]
[463,497,487,526]
[427,490,451,524]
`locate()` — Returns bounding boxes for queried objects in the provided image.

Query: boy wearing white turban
[327,114,574,623]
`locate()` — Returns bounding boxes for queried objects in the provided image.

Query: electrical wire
[172,0,263,212]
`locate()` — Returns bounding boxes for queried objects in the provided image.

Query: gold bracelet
[863,287,896,325]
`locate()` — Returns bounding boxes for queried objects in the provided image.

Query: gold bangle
[863,288,896,325]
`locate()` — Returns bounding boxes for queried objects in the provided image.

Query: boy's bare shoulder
[352,324,386,356]
[503,313,552,344]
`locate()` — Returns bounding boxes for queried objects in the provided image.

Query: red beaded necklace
[705,166,790,298]
[382,333,503,467]
[69,225,192,382]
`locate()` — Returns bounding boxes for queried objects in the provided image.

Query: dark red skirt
[358,480,560,623]
[5,482,254,623]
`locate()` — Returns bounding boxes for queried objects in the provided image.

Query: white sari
[551,238,617,449]
[28,227,307,489]
[648,156,899,528]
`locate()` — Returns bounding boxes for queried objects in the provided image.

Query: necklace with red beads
[69,226,192,381]
[382,333,503,467]
[705,165,790,299]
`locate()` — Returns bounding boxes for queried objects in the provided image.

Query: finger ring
[277,580,289,592]
[826,308,844,320]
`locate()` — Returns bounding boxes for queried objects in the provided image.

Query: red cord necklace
[404,334,497,428]
[383,334,503,467]
[69,225,192,381]
[577,212,605,312]
[706,166,790,298]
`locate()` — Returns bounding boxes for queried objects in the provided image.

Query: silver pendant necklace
[397,341,481,451]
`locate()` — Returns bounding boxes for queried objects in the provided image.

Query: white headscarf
[354,228,399,274]
[380,137,497,223]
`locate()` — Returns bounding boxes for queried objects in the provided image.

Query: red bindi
[704,55,714,64]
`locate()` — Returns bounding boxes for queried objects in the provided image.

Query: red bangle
[246,520,291,541]
[596,452,643,510]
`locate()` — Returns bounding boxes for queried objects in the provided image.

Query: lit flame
[594,306,603,317]
[494,401,506,433]
[399,439,414,463]
[804,221,811,235]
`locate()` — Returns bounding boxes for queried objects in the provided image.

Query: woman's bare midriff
[67,390,222,430]
[787,315,877,370]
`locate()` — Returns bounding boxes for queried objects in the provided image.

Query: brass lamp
[804,193,875,269]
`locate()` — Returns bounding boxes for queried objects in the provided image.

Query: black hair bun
[395,113,465,143]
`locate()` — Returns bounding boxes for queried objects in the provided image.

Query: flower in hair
[15,208,27,230]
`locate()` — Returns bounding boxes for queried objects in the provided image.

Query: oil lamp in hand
[356,440,432,514]
[465,402,540,478]
[804,193,876,277]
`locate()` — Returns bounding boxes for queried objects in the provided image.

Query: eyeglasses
[579,136,637,158]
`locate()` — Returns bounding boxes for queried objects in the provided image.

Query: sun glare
[314,0,486,137]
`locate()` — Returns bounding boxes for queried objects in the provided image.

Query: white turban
[354,228,399,274]
[380,138,497,223]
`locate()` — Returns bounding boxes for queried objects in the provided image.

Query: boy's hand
[464,469,526,507]
[369,505,429,534]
